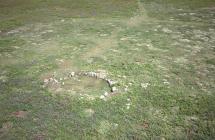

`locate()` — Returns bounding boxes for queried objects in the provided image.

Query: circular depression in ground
[41,71,115,99]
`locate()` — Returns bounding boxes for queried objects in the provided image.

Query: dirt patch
[11,111,28,118]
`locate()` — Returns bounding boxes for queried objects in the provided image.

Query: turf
[0,0,215,139]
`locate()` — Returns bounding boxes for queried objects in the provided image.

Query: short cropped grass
[0,0,215,139]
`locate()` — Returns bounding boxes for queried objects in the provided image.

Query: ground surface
[0,0,215,139]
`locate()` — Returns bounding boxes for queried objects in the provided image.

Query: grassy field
[0,0,215,139]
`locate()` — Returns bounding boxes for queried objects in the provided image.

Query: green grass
[0,0,215,139]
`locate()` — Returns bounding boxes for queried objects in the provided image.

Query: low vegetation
[0,0,215,139]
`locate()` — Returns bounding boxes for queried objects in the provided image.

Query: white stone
[180,39,190,43]
[70,72,75,77]
[113,123,119,127]
[53,79,59,83]
[96,70,107,79]
[100,34,108,37]
[100,95,105,100]
[120,37,127,41]
[107,80,117,86]
[49,78,53,82]
[141,83,150,89]
[104,92,109,97]
[44,79,49,83]
[162,28,172,33]
[88,72,97,77]
[111,87,117,92]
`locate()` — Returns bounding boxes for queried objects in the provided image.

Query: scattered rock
[179,13,187,16]
[13,46,20,49]
[189,13,196,15]
[83,70,107,79]
[46,29,54,33]
[69,72,75,77]
[120,37,128,41]
[136,43,144,47]
[87,72,97,77]
[126,106,130,110]
[100,95,106,100]
[7,29,19,35]
[100,34,108,37]
[179,39,191,43]
[163,79,170,85]
[96,70,107,79]
[43,70,119,98]
[43,77,59,86]
[44,78,49,83]
[107,79,117,86]
[104,92,109,97]
[141,83,150,89]
[111,86,117,92]
[0,75,8,83]
[53,78,59,83]
[162,28,172,33]
[111,49,120,53]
